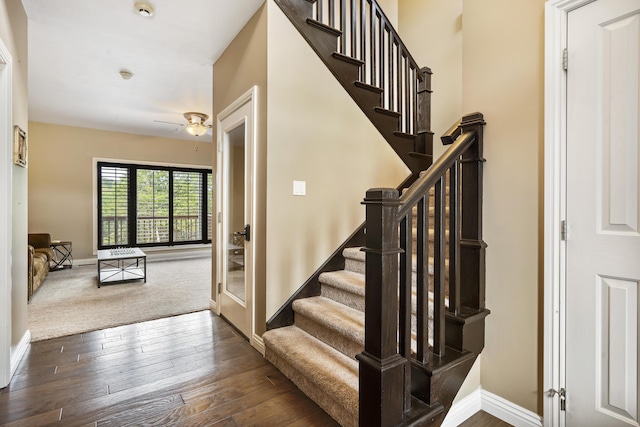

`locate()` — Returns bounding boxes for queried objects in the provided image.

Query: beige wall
[1,0,29,357]
[399,0,462,161]
[212,4,268,331]
[28,122,213,260]
[462,0,545,413]
[265,0,409,319]
[399,0,545,414]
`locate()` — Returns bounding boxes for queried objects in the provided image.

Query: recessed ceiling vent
[134,2,155,18]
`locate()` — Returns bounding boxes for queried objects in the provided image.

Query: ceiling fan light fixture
[185,123,208,137]
[183,112,211,136]
[134,2,155,17]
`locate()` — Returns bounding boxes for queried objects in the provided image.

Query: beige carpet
[28,256,212,341]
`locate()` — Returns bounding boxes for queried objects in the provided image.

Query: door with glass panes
[217,92,254,340]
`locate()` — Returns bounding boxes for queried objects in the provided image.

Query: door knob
[234,224,251,242]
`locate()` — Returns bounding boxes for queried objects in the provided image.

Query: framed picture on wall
[13,125,26,167]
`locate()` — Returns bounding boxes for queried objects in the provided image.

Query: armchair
[27,233,54,301]
[28,233,55,265]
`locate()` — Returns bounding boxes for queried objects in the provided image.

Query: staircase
[264,192,450,427]
[263,0,489,426]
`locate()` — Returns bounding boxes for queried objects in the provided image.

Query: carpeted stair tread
[263,326,358,426]
[293,296,364,350]
[343,247,365,262]
[319,269,365,296]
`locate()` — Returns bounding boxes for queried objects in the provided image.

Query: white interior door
[566,1,640,425]
[217,92,255,340]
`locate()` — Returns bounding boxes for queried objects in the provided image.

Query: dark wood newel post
[358,188,406,427]
[459,112,487,309]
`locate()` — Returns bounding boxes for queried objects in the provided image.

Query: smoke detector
[134,2,155,17]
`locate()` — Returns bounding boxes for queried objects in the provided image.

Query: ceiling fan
[154,112,212,137]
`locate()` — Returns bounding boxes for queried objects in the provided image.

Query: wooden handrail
[398,130,475,218]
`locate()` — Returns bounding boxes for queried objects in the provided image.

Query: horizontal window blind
[173,171,202,242]
[98,165,130,247]
[137,169,169,244]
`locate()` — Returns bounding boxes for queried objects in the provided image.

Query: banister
[360,113,485,422]
[398,130,475,218]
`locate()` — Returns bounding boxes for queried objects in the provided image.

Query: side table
[50,241,73,270]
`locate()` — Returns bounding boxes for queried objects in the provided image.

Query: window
[97,162,212,249]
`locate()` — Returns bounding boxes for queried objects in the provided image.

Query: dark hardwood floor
[0,310,511,426]
[0,310,338,426]
[459,411,513,427]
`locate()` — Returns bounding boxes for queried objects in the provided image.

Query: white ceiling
[22,0,265,142]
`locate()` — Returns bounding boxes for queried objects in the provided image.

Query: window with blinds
[173,171,202,242]
[137,169,169,244]
[98,165,130,247]
[97,162,212,249]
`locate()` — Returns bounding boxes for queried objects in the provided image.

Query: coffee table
[96,248,147,287]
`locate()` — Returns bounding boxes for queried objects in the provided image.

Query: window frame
[97,161,212,250]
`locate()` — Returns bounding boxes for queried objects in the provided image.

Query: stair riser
[296,314,364,359]
[321,284,365,312]
[344,257,365,275]
[344,257,450,282]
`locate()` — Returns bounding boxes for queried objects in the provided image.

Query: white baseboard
[442,388,482,427]
[252,333,265,355]
[10,330,30,378]
[443,388,543,427]
[481,389,543,427]
[209,299,217,312]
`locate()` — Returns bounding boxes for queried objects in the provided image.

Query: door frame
[544,1,594,425]
[0,36,13,388]
[214,86,260,351]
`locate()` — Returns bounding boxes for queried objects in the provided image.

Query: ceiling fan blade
[154,119,184,126]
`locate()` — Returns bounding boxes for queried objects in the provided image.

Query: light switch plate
[293,180,306,196]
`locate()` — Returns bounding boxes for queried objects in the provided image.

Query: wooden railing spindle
[396,46,402,116]
[360,0,366,80]
[449,162,461,314]
[404,57,410,134]
[399,212,413,410]
[415,196,429,363]
[351,0,356,57]
[370,4,376,86]
[376,17,385,93]
[433,177,446,356]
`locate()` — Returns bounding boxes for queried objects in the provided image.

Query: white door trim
[0,37,13,388]
[215,86,260,351]
[544,1,595,425]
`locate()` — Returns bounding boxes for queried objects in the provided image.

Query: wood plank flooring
[1,310,512,426]
[459,411,513,427]
[0,310,338,426]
